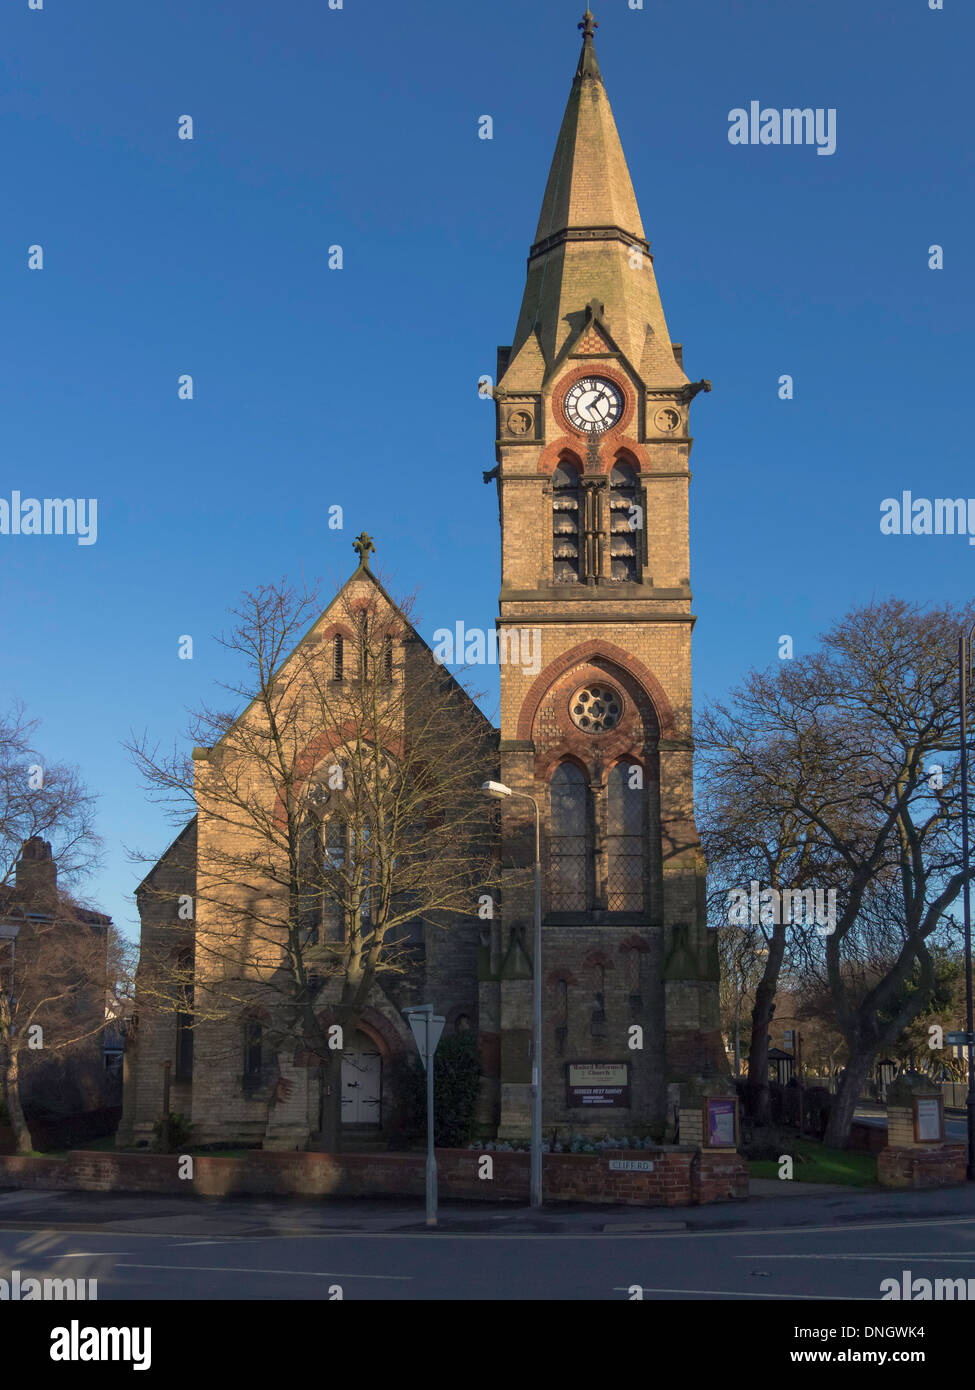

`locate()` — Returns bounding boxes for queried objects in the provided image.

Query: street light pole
[959,629,975,1181]
[482,780,543,1209]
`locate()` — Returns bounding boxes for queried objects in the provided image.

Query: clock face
[563,377,624,434]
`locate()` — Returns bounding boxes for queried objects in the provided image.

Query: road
[5,1212,975,1300]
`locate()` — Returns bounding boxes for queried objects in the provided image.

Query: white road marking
[737,1252,975,1261]
[116,1262,411,1280]
[612,1286,873,1300]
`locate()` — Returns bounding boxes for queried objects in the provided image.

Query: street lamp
[482,779,543,1208]
[958,626,975,1181]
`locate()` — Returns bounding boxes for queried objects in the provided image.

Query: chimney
[15,837,58,911]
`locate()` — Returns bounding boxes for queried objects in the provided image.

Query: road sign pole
[425,1010,437,1227]
[404,1005,443,1228]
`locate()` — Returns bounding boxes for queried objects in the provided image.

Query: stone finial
[579,8,597,39]
[352,532,376,566]
[575,8,601,81]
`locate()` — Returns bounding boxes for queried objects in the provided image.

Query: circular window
[569,684,622,733]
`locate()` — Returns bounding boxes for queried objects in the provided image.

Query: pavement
[0,1177,973,1238]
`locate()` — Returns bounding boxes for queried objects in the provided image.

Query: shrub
[399,1032,481,1149]
[152,1112,192,1153]
[741,1125,799,1161]
[803,1086,833,1138]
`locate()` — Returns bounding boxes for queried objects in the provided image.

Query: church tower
[480,9,728,1142]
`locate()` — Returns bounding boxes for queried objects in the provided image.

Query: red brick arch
[537,435,651,476]
[516,640,676,741]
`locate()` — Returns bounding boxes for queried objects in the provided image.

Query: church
[119,10,730,1152]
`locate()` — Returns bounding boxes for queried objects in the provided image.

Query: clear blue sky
[2,0,972,940]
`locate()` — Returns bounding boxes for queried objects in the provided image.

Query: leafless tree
[698,599,972,1145]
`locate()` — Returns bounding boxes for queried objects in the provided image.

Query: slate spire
[501,8,687,389]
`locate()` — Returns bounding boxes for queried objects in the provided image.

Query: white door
[341,1033,382,1126]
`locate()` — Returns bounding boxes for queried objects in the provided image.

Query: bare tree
[698,599,973,1146]
[698,727,843,1123]
[0,701,101,888]
[128,563,497,1150]
[0,897,124,1153]
[0,703,105,1154]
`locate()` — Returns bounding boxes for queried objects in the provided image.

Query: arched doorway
[341,1029,383,1128]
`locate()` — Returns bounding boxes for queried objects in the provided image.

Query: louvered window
[552,462,581,583]
[608,462,640,582]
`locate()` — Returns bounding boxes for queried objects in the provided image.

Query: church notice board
[704,1096,739,1148]
[565,1061,630,1109]
[913,1095,944,1142]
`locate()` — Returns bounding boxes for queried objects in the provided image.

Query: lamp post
[482,780,543,1208]
[958,626,975,1181]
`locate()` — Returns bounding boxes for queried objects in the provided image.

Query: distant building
[0,837,115,1121]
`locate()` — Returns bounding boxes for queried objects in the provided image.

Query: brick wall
[0,1145,748,1208]
[877,1144,965,1190]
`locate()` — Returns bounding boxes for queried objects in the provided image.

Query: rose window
[569,684,622,733]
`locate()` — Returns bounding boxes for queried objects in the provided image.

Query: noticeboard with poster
[565,1061,630,1109]
[913,1094,944,1142]
[705,1096,739,1148]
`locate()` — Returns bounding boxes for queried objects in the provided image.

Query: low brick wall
[0,1146,748,1208]
[847,1120,888,1155]
[877,1143,965,1190]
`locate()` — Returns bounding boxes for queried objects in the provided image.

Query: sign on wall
[913,1095,944,1142]
[705,1097,739,1148]
[566,1061,630,1108]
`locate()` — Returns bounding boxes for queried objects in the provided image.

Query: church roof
[502,9,687,389]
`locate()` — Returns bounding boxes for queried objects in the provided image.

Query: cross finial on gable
[579,8,597,40]
[352,531,376,567]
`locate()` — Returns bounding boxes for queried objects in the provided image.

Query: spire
[576,8,601,81]
[533,9,643,256]
[500,9,687,389]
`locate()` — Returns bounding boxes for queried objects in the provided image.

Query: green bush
[399,1032,481,1149]
[151,1112,193,1153]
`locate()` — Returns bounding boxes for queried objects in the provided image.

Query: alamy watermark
[1,1269,97,1300]
[882,1269,975,1300]
[432,622,542,676]
[728,102,836,156]
[0,492,97,545]
[880,492,975,546]
[724,880,837,935]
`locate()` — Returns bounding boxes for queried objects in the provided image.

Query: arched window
[321,816,348,942]
[242,1018,263,1083]
[332,633,344,681]
[552,462,581,583]
[609,462,640,582]
[297,817,322,945]
[175,947,194,1081]
[381,636,393,684]
[358,614,369,680]
[549,762,589,911]
[607,761,645,911]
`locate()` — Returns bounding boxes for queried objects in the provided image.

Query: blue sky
[2,0,972,939]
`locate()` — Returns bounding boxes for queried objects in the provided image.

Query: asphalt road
[5,1212,975,1300]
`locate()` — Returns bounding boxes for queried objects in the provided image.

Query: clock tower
[479,9,728,1141]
